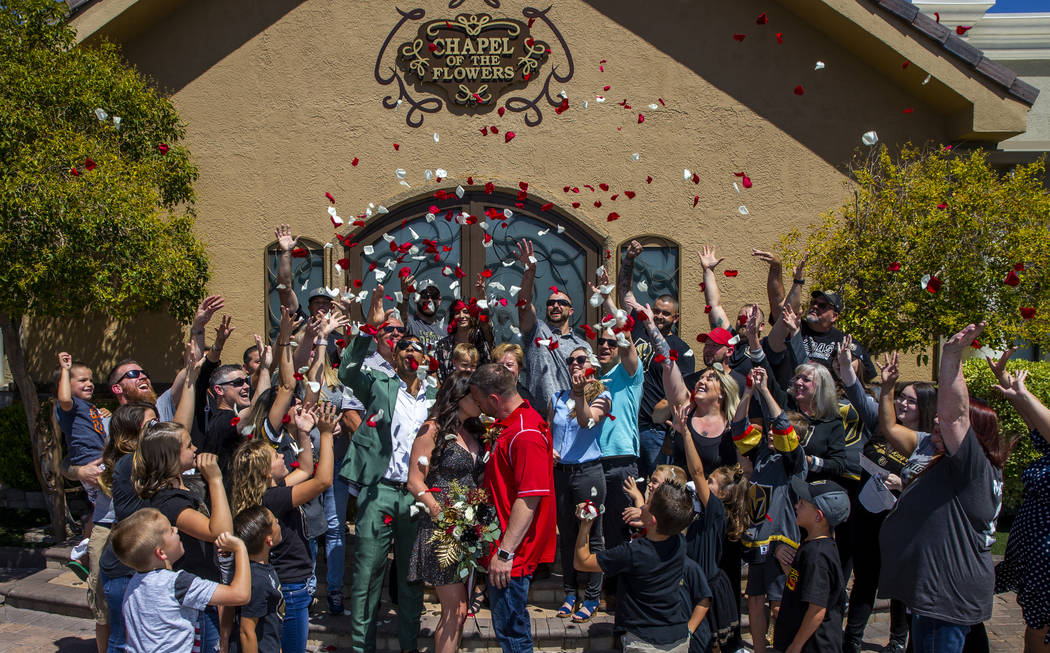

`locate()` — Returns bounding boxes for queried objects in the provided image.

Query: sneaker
[884,639,906,653]
[328,593,350,617]
[844,636,863,653]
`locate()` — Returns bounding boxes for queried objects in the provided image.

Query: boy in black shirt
[773,478,850,653]
[233,506,285,653]
[574,481,708,652]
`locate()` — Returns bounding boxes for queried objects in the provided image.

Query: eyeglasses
[566,355,589,366]
[118,369,149,382]
[596,337,618,348]
[396,340,424,352]
[381,325,407,335]
[218,377,250,388]
[811,301,833,313]
[547,299,572,308]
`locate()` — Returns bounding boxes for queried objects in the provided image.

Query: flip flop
[66,560,89,582]
[572,599,600,623]
[556,594,577,618]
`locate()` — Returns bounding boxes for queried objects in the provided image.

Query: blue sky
[987,0,1050,12]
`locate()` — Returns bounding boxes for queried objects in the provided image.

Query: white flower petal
[94,107,108,121]
[307,381,321,393]
[436,168,448,178]
[631,153,640,161]
[395,168,407,180]
[814,61,826,71]
[112,116,121,130]
[455,185,465,198]
[425,169,433,181]
[861,130,879,146]
[683,168,692,181]
[637,280,648,293]
[738,205,750,215]
[433,132,440,143]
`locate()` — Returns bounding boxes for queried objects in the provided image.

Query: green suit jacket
[337,334,437,486]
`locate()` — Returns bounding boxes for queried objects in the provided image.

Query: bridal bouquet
[429,480,501,579]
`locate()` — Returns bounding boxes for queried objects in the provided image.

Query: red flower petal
[282,414,292,424]
[624,190,636,199]
[903,108,914,114]
[610,194,619,201]
[498,107,506,117]
[607,212,620,221]
[325,192,336,204]
[1004,270,1021,286]
[692,173,700,184]
[756,12,768,24]
[924,274,942,293]
[291,247,309,258]
[480,126,489,136]
[724,270,739,277]
[351,157,359,166]
[934,12,940,23]
[1020,307,1037,320]
[491,126,499,134]
[693,195,700,207]
[157,143,169,154]
[383,514,393,525]
[603,85,611,91]
[572,202,580,208]
[541,202,553,211]
[70,167,79,176]
[393,143,400,151]
[230,417,240,426]
[887,262,901,272]
[646,176,653,184]
[428,42,437,52]
[290,461,300,469]
[902,61,910,69]
[84,157,96,171]
[505,131,515,143]
[937,202,948,210]
[734,172,752,188]
[599,183,610,191]
[637,114,645,123]
[337,258,350,269]
[956,25,972,35]
[733,33,746,42]
[594,201,602,208]
[776,32,783,44]
[1014,262,1025,272]
[794,85,805,95]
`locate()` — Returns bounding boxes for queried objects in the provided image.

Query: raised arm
[784,253,808,318]
[56,352,73,412]
[274,224,300,314]
[398,273,417,322]
[876,352,918,456]
[515,239,538,336]
[617,240,643,308]
[938,323,983,455]
[250,335,273,405]
[290,403,335,505]
[834,335,877,432]
[293,314,323,375]
[698,245,730,330]
[751,249,785,324]
[266,307,297,433]
[674,402,711,506]
[989,349,1050,441]
[173,343,206,431]
[176,452,233,540]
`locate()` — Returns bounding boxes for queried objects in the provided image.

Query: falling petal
[631,153,640,161]
[637,280,648,293]
[861,131,879,146]
[395,168,407,179]
[112,116,121,130]
[922,74,932,85]
[814,61,825,71]
[456,185,465,198]
[683,169,692,181]
[433,132,440,143]
[425,169,433,181]
[738,205,749,215]
[94,107,108,121]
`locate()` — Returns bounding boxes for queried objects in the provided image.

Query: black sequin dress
[407,439,485,587]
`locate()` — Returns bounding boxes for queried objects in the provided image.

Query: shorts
[87,523,112,624]
[746,557,786,603]
[623,632,689,653]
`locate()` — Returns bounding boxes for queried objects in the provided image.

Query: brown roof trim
[868,0,1038,106]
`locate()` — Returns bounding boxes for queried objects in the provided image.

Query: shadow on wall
[25,312,185,389]
[109,0,307,95]
[579,0,951,168]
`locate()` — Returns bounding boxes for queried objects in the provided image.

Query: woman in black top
[661,365,741,476]
[434,298,492,383]
[788,363,847,481]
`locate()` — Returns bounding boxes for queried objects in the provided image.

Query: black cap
[810,290,843,313]
[790,477,851,528]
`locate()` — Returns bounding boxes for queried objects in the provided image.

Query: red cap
[696,327,736,347]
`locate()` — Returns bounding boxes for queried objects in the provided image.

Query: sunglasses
[396,340,424,352]
[381,325,407,335]
[547,299,572,307]
[596,337,618,348]
[566,355,589,366]
[119,369,149,382]
[218,377,250,388]
[811,301,834,313]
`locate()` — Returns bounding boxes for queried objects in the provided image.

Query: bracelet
[275,341,290,347]
[315,339,328,347]
[792,279,805,285]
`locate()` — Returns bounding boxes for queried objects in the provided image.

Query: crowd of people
[50,227,1050,653]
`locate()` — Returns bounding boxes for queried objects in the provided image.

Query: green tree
[0,0,207,528]
[780,144,1050,359]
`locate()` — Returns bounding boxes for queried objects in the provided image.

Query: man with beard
[338,286,437,653]
[796,290,876,382]
[616,240,695,478]
[398,273,446,353]
[514,238,591,413]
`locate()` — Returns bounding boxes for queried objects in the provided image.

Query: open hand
[515,239,535,270]
[751,249,781,267]
[877,352,900,387]
[275,224,299,253]
[698,245,724,271]
[943,322,985,355]
[987,347,1018,385]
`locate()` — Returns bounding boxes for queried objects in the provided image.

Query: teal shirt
[597,361,645,457]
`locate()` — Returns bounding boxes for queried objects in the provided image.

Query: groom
[469,364,556,653]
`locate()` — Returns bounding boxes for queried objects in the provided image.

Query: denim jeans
[101,572,131,653]
[489,575,533,653]
[281,580,313,653]
[637,426,669,480]
[911,614,970,653]
[325,476,350,601]
[198,605,220,653]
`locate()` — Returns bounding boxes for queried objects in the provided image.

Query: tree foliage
[0,0,207,323]
[780,144,1050,357]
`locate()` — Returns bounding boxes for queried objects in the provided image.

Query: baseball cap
[696,327,739,346]
[790,477,851,528]
[810,290,843,313]
[308,287,337,301]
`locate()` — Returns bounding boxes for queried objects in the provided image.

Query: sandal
[556,594,577,618]
[572,599,600,623]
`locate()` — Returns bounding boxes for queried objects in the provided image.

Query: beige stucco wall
[42,0,1031,383]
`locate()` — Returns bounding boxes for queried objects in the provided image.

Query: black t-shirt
[202,408,242,478]
[674,415,736,477]
[680,558,712,642]
[773,537,845,653]
[686,493,726,580]
[151,488,219,582]
[262,484,313,584]
[631,319,695,431]
[597,534,692,645]
[239,561,284,653]
[799,323,876,382]
[99,453,144,578]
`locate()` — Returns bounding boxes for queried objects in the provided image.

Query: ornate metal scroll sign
[376,4,574,127]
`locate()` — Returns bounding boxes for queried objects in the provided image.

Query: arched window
[264,238,328,340]
[617,236,681,308]
[344,187,606,344]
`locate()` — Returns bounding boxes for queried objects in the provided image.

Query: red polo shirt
[484,399,556,576]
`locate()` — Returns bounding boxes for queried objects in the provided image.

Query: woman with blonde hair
[661,362,741,476]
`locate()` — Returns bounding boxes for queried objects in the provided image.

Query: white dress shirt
[383,379,430,482]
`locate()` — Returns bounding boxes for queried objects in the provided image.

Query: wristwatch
[496,547,515,562]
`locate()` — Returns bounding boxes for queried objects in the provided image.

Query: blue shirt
[551,388,609,464]
[55,396,108,465]
[598,361,645,457]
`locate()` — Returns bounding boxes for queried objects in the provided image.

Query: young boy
[233,506,285,653]
[772,478,850,653]
[452,342,479,374]
[731,367,808,653]
[55,352,110,516]
[110,508,251,653]
[574,482,710,653]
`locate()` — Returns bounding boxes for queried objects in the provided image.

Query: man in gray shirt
[514,238,591,413]
[398,274,447,354]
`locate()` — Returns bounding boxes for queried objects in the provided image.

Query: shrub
[0,401,39,490]
[963,358,1050,510]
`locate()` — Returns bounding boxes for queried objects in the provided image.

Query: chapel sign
[395,13,549,110]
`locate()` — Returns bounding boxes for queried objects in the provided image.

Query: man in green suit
[339,285,438,653]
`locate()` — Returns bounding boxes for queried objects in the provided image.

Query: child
[772,479,850,653]
[231,402,335,653]
[452,342,479,375]
[576,482,710,653]
[731,367,807,653]
[233,506,285,653]
[110,507,250,653]
[622,464,688,529]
